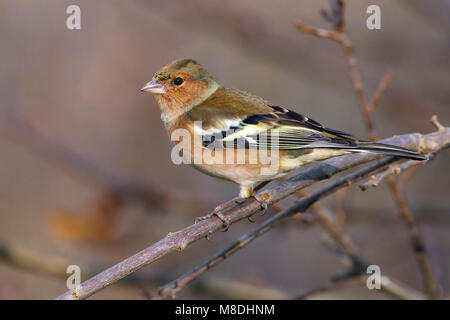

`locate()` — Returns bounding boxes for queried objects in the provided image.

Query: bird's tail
[353,142,427,160]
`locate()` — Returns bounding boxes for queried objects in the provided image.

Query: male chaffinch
[141,59,425,221]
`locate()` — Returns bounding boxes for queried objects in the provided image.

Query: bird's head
[141,59,219,122]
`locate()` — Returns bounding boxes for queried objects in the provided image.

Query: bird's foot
[195,196,242,231]
[213,196,245,213]
[195,210,232,232]
[250,193,269,218]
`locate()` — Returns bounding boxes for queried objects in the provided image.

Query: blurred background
[0,0,448,299]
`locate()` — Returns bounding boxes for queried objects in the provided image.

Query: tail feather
[354,142,427,161]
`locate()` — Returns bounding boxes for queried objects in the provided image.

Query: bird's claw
[252,193,269,216]
[243,194,269,224]
[215,211,231,232]
[195,210,231,232]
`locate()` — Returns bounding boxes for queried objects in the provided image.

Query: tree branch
[296,0,442,298]
[294,17,374,139]
[387,178,439,298]
[56,128,449,299]
[359,146,447,191]
[156,136,447,299]
[157,156,397,299]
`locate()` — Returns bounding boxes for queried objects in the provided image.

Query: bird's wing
[188,87,359,150]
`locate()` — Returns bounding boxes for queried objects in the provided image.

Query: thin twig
[367,71,393,113]
[299,189,426,300]
[294,19,376,139]
[295,1,442,298]
[431,115,445,132]
[359,159,422,191]
[387,178,439,298]
[333,12,440,297]
[334,188,347,225]
[359,144,449,191]
[294,20,343,43]
[308,196,358,260]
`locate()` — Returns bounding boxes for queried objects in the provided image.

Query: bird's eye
[173,77,184,86]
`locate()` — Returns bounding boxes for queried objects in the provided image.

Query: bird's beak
[140,79,166,94]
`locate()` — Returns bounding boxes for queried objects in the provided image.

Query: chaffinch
[141,59,425,210]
